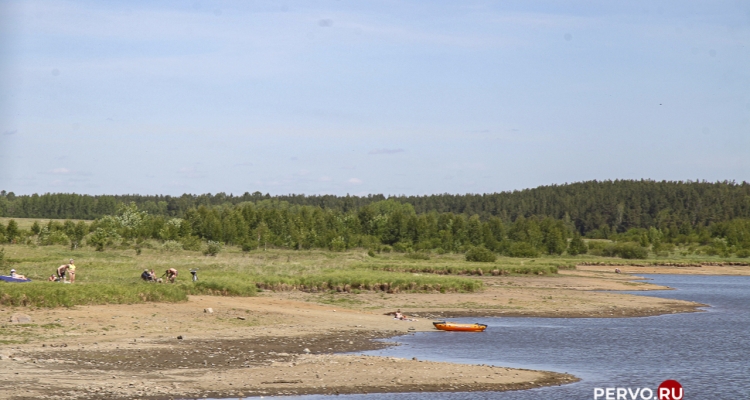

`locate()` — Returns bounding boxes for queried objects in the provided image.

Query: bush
[736,249,750,258]
[568,234,588,255]
[392,242,413,253]
[241,240,258,252]
[507,242,540,258]
[329,236,346,252]
[161,240,182,252]
[465,246,497,262]
[367,249,376,257]
[598,242,648,259]
[203,240,222,256]
[181,236,202,251]
[615,243,649,259]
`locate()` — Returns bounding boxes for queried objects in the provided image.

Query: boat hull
[432,321,487,332]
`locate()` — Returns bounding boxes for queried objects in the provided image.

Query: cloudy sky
[1,1,748,196]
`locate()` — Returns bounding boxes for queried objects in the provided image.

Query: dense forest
[1,180,749,259]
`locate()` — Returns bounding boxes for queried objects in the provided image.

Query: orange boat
[433,321,487,332]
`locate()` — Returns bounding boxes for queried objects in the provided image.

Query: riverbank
[1,294,580,400]
[0,267,710,399]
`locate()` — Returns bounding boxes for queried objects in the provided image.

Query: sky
[0,1,748,196]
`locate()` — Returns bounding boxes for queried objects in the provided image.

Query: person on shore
[67,259,76,283]
[56,259,76,283]
[166,268,178,283]
[141,269,153,281]
[9,269,27,280]
[56,264,68,282]
[48,274,59,282]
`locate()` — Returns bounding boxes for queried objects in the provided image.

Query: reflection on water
[228,275,750,399]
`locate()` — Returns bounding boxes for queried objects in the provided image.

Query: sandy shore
[0,268,714,399]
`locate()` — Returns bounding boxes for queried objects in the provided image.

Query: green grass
[252,270,482,293]
[362,262,561,276]
[0,282,188,307]
[1,240,747,308]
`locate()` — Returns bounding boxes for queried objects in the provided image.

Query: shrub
[507,242,540,258]
[203,240,222,256]
[598,242,648,259]
[736,249,750,258]
[181,236,202,251]
[615,243,649,259]
[568,234,588,255]
[241,240,258,252]
[392,241,413,253]
[329,236,346,252]
[465,246,497,262]
[367,249,376,257]
[161,240,182,252]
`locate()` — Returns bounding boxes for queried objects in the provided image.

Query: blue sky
[1,1,748,196]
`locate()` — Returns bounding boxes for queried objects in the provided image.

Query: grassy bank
[1,242,747,307]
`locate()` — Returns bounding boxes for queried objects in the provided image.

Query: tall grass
[362,263,561,276]
[253,270,482,293]
[0,282,187,308]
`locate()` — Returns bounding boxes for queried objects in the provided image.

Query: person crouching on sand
[166,268,178,283]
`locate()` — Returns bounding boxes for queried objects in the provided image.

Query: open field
[0,217,92,230]
[1,243,748,399]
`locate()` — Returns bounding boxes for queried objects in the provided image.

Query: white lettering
[641,388,653,400]
[628,388,641,399]
[658,387,670,399]
[607,387,615,399]
[672,388,683,400]
[617,388,627,399]
[594,388,605,399]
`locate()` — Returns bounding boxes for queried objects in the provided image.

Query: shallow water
[224,274,750,399]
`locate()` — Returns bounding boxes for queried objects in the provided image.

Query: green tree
[6,220,19,243]
[567,233,588,255]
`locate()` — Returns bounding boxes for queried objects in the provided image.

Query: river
[230,274,750,399]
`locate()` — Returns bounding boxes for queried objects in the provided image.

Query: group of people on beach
[4,258,183,284]
[47,259,76,283]
[141,268,178,283]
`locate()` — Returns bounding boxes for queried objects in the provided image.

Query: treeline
[2,198,750,259]
[2,180,749,236]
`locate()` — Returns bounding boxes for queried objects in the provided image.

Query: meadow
[2,232,747,308]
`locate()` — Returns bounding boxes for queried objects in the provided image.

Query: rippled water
[227,274,750,399]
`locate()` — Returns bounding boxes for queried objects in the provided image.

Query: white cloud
[51,167,70,174]
[347,178,363,184]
